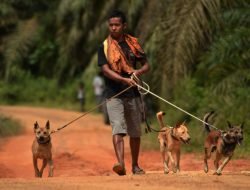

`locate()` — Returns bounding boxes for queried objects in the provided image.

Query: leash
[50,74,220,135]
[131,74,220,131]
[50,85,133,135]
[131,74,166,133]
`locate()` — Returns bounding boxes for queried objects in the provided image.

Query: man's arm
[133,61,150,77]
[101,64,136,86]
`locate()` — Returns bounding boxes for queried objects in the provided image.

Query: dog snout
[39,136,45,141]
[238,136,243,142]
[181,136,191,144]
[185,137,191,144]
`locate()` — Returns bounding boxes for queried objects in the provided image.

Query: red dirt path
[0,105,249,190]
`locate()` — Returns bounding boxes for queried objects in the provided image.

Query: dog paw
[204,167,208,173]
[213,171,222,176]
[164,170,169,174]
[172,167,177,173]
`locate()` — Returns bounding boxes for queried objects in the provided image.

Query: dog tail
[203,111,214,133]
[156,111,165,129]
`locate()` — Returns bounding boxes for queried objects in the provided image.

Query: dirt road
[0,105,249,190]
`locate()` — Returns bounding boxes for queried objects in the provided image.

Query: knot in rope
[131,73,150,95]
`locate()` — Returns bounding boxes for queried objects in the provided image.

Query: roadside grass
[0,114,24,137]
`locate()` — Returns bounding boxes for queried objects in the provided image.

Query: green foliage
[0,114,24,137]
[0,1,17,32]
[0,0,249,154]
[0,73,79,110]
[81,53,99,108]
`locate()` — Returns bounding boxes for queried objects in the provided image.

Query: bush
[0,114,24,137]
[0,75,82,110]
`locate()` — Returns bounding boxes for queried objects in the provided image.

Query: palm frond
[198,27,250,89]
[127,0,145,30]
[135,0,164,44]
[143,0,227,101]
[55,0,95,82]
[159,0,222,83]
[0,2,17,31]
[219,8,250,30]
[4,18,39,82]
[212,68,250,96]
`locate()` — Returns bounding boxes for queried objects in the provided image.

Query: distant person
[77,82,85,112]
[92,72,104,111]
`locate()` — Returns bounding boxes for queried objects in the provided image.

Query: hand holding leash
[131,73,150,95]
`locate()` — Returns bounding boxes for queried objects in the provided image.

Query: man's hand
[121,77,137,86]
[133,70,142,77]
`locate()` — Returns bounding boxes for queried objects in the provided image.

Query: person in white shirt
[92,73,104,111]
[77,82,85,112]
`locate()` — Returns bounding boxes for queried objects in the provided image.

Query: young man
[98,10,150,175]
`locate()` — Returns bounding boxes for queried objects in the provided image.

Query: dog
[32,121,54,177]
[157,111,191,174]
[203,111,244,175]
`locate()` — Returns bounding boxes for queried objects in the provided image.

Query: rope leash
[50,85,133,135]
[131,74,220,131]
[51,74,220,135]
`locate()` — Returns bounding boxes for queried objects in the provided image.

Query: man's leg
[125,98,145,174]
[113,134,125,166]
[130,137,140,169]
[112,134,126,175]
[107,98,127,175]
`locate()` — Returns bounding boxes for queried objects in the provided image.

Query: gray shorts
[106,97,143,137]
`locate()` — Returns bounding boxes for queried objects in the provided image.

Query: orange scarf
[104,34,144,74]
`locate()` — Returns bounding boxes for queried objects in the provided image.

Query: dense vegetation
[0,114,24,137]
[0,0,249,153]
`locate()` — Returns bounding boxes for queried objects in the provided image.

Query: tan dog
[203,111,244,175]
[157,111,191,174]
[32,121,54,177]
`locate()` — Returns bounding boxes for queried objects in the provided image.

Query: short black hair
[108,10,127,23]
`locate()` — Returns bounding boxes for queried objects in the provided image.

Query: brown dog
[203,111,244,175]
[32,121,54,177]
[157,111,191,174]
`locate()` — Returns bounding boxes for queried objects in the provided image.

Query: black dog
[203,112,244,175]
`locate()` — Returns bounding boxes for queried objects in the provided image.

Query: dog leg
[164,154,170,174]
[33,156,40,177]
[214,156,231,175]
[160,140,169,174]
[213,151,222,172]
[203,147,211,173]
[176,149,180,172]
[39,159,47,177]
[167,151,177,173]
[48,159,54,177]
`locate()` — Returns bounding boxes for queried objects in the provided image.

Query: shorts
[106,97,142,138]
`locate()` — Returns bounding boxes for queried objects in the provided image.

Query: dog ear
[182,120,186,126]
[34,121,39,129]
[46,120,50,129]
[223,132,228,138]
[240,122,244,129]
[34,121,39,132]
[227,121,233,128]
[174,123,181,128]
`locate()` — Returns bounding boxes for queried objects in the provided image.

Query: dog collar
[222,135,236,145]
[170,128,180,141]
[37,137,51,145]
